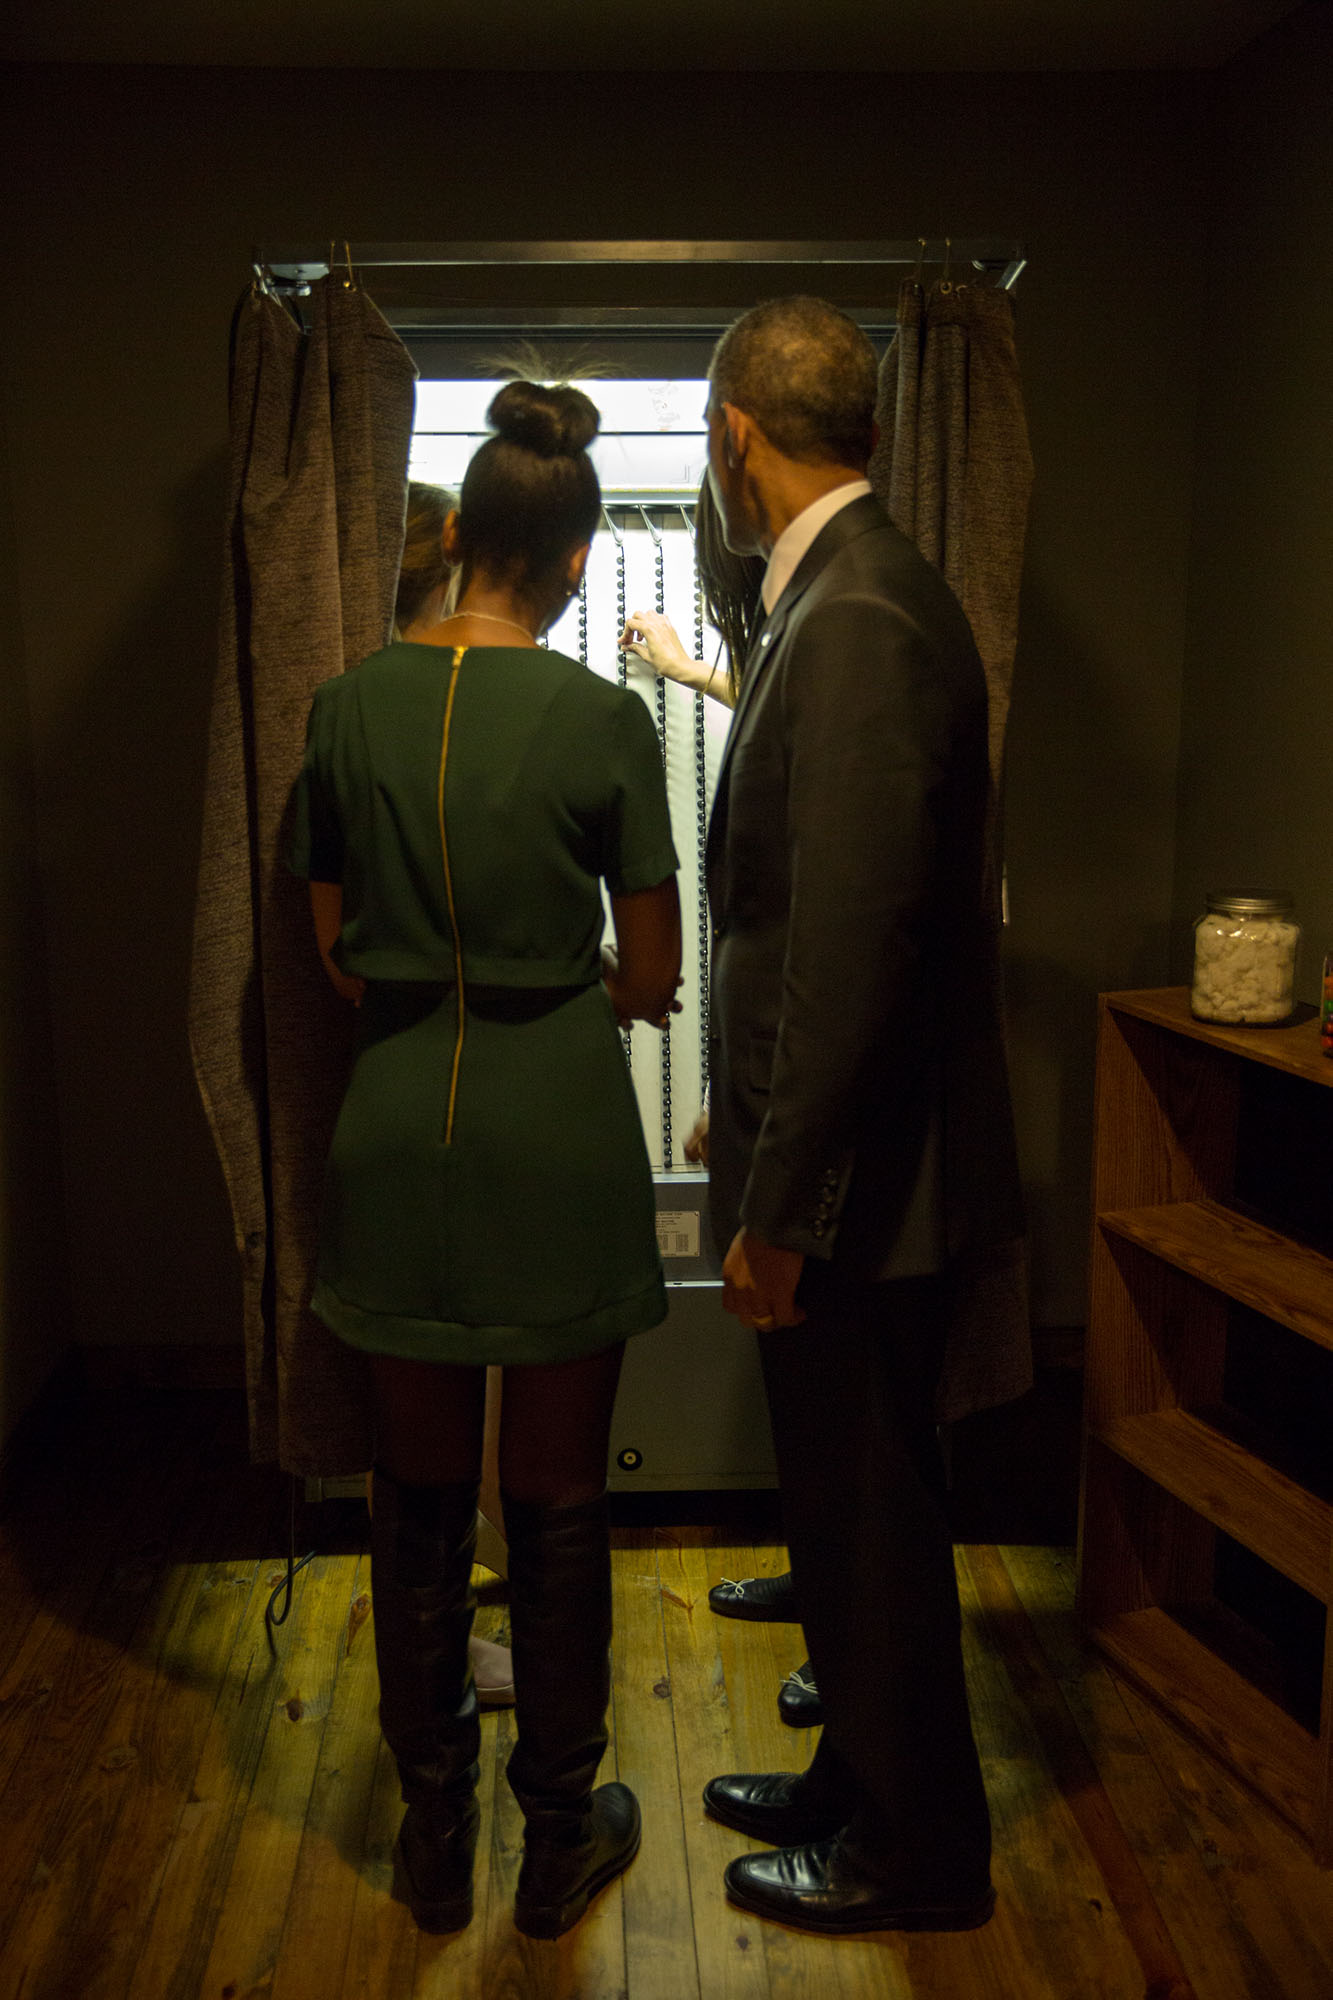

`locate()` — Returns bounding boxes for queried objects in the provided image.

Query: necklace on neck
[445,610,536,643]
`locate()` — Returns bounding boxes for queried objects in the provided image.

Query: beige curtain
[189,275,416,1474]
[871,276,1035,1423]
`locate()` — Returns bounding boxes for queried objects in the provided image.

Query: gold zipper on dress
[437,645,467,1145]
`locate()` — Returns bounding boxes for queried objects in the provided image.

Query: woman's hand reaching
[620,609,734,707]
[619,609,697,682]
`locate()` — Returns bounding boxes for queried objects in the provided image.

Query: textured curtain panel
[871,277,1033,807]
[189,278,416,1474]
[872,276,1035,1423]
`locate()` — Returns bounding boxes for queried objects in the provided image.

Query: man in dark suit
[702,296,1023,1934]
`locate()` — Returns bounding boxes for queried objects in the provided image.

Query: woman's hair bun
[487,380,600,458]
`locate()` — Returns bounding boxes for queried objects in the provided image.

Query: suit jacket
[706,492,1023,1282]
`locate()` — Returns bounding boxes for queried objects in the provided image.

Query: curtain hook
[639,504,663,546]
[679,503,695,540]
[341,240,356,290]
[602,506,624,545]
[940,237,953,292]
[913,237,927,285]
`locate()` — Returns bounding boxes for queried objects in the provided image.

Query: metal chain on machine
[689,507,710,1099]
[644,507,673,1167]
[578,571,588,665]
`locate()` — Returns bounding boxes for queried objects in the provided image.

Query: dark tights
[370,1344,625,1508]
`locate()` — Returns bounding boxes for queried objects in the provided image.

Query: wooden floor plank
[0,1401,227,1984]
[956,1543,1178,1999]
[192,1552,355,2000]
[3,1540,274,2000]
[1112,1677,1333,2000]
[688,1537,861,2000]
[1001,1541,1273,2000]
[5,1409,286,2000]
[0,1393,211,1838]
[658,1535,774,2000]
[127,1546,320,2000]
[614,1528,702,2000]
[268,1552,379,2000]
[339,1731,423,2000]
[10,1384,1333,2000]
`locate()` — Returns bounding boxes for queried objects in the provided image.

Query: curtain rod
[258,239,1028,290]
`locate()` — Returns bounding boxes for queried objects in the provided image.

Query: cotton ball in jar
[1191,896,1299,1025]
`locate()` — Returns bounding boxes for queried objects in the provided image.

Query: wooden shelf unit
[1079,986,1333,1861]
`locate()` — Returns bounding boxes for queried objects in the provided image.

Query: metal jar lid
[1203,892,1295,917]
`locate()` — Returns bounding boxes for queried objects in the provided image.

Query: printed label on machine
[655,1210,701,1260]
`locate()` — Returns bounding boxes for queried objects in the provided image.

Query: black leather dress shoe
[708,1571,800,1622]
[703,1772,846,1846]
[724,1836,996,1935]
[777,1660,823,1727]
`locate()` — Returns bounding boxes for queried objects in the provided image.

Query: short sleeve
[600,691,679,895]
[287,689,345,883]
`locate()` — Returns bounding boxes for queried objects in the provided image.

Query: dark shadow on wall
[0,391,73,1448]
[35,450,241,1358]
[0,734,72,1444]
[1000,569,1181,1328]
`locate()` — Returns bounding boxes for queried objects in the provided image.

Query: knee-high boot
[503,1491,641,1939]
[370,1470,482,1932]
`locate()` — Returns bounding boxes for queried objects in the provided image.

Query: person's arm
[603,878,682,1025]
[740,595,955,1256]
[619,610,734,708]
[309,881,365,1006]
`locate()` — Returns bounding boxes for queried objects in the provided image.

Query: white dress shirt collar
[761,479,874,614]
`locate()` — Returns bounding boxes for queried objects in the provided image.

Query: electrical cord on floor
[265,1472,317,1653]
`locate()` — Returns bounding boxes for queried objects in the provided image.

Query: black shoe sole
[513,1827,643,1940]
[725,1873,996,1935]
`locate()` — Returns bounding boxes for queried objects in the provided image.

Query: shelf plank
[1095,1407,1333,1604]
[1106,987,1332,1090]
[1100,1198,1333,1353]
[1091,1606,1317,1840]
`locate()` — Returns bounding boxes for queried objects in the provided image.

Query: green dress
[288,641,678,1364]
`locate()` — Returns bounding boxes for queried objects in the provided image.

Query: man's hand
[684,1107,710,1165]
[722,1228,805,1330]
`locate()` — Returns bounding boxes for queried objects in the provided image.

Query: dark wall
[0,389,71,1444]
[0,61,1211,1371]
[1174,3,1333,992]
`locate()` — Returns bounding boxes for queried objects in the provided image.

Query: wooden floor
[2,1382,1333,2000]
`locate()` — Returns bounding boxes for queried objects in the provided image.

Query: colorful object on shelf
[1321,953,1333,1056]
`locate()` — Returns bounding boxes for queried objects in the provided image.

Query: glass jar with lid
[1191,893,1300,1025]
